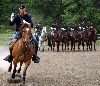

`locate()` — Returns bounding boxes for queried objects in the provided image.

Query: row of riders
[34,21,96,52]
[3,5,96,84]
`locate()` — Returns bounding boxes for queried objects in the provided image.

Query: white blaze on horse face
[25,38,26,41]
[26,28,29,31]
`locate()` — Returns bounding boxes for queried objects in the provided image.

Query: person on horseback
[79,22,87,38]
[4,5,40,63]
[61,24,70,38]
[50,23,58,36]
[70,23,79,36]
[61,24,68,32]
[34,22,43,36]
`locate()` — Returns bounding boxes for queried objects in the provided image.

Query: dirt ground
[0,46,100,86]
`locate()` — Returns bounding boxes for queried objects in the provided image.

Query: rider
[61,24,69,38]
[70,23,78,36]
[61,24,68,32]
[4,5,40,63]
[79,22,86,38]
[50,23,58,36]
[34,22,43,35]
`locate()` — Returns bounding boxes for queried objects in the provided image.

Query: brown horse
[88,27,96,51]
[82,28,89,51]
[71,31,81,51]
[9,23,35,83]
[61,31,70,51]
[47,32,55,51]
[54,29,61,52]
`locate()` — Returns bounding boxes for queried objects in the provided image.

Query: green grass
[0,33,100,46]
[96,40,100,46]
[0,33,13,46]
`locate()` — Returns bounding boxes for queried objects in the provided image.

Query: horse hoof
[42,49,44,52]
[20,81,25,86]
[8,69,11,72]
[17,70,21,73]
[12,74,15,79]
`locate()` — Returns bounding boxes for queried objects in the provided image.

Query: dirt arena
[0,46,100,86]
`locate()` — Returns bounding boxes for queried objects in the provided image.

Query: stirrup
[3,55,13,63]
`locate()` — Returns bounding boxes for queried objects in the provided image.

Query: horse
[8,23,35,83]
[81,28,90,51]
[61,30,70,51]
[71,30,81,51]
[54,29,61,52]
[88,27,96,51]
[38,26,47,51]
[47,32,55,51]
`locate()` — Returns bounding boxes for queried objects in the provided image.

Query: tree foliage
[0,0,100,33]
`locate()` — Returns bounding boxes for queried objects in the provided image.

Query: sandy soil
[0,46,100,86]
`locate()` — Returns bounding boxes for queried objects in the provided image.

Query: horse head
[42,26,47,34]
[20,23,32,52]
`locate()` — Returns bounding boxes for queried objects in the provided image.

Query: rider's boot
[3,46,13,63]
[32,47,40,63]
[3,39,17,63]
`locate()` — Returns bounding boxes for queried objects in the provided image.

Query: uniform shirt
[51,24,59,29]
[61,25,68,31]
[35,24,43,31]
[9,14,33,32]
[71,24,78,31]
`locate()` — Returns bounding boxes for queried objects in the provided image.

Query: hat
[20,5,26,9]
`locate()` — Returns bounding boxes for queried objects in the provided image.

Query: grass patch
[0,33,13,46]
[0,32,100,46]
[96,40,100,46]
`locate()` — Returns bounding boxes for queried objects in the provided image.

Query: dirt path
[0,46,100,86]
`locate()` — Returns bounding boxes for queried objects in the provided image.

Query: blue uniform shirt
[9,14,33,31]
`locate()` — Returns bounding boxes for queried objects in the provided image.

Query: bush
[0,25,13,34]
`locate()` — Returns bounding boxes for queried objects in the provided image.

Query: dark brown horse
[71,31,81,51]
[8,23,35,83]
[47,32,55,51]
[54,29,61,52]
[61,31,70,51]
[88,27,96,50]
[82,28,90,51]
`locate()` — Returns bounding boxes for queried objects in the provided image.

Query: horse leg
[71,42,73,51]
[8,61,12,72]
[62,42,63,51]
[51,45,52,50]
[94,41,96,51]
[12,61,17,79]
[53,46,54,51]
[38,40,41,51]
[57,42,60,52]
[88,41,91,50]
[86,41,89,51]
[42,42,45,52]
[48,46,49,51]
[73,43,75,51]
[67,42,69,50]
[65,43,67,50]
[82,41,84,51]
[17,62,23,73]
[78,42,80,50]
[53,41,55,51]
[22,60,31,84]
[90,41,92,51]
